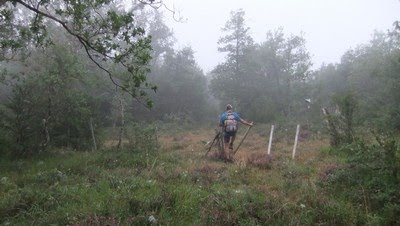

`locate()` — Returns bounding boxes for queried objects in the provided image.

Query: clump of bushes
[323,93,357,147]
[322,135,400,225]
[126,123,159,152]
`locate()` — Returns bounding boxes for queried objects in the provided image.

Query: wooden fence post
[292,124,300,159]
[267,125,274,155]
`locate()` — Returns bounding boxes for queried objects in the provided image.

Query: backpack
[224,112,238,132]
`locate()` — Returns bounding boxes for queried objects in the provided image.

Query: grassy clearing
[0,126,369,225]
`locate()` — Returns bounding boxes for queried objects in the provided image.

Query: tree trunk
[117,96,125,149]
[235,37,239,74]
[42,86,52,149]
[42,118,50,148]
[90,117,97,151]
[67,127,70,148]
[322,108,341,146]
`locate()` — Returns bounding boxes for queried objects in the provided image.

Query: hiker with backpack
[219,104,253,161]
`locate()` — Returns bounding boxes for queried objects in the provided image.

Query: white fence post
[292,124,300,159]
[267,125,274,155]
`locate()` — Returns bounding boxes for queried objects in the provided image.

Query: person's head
[226,104,233,111]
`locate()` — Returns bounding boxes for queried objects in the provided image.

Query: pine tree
[217,9,253,74]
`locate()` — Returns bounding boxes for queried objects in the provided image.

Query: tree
[132,47,209,122]
[0,0,159,106]
[312,30,400,131]
[142,10,175,63]
[210,9,254,113]
[211,23,311,122]
[0,44,102,155]
[255,29,311,117]
[217,8,253,74]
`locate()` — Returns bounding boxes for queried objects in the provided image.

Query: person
[219,104,253,161]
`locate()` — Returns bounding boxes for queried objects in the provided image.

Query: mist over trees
[211,9,312,124]
[2,3,400,155]
[311,31,400,131]
[1,1,400,224]
[209,9,400,134]
[0,2,213,155]
[0,0,158,105]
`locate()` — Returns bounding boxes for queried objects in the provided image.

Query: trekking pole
[220,127,225,151]
[233,125,252,155]
[217,128,225,158]
[205,131,220,156]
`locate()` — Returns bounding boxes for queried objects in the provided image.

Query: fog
[2,1,400,223]
[163,0,400,71]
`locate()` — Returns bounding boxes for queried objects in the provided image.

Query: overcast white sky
[161,0,400,72]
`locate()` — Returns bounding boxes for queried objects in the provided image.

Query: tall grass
[1,127,396,225]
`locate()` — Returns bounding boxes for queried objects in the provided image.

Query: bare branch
[136,0,185,22]
[77,36,150,109]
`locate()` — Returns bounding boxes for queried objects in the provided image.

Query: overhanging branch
[13,0,153,108]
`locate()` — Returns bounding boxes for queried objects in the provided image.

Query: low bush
[126,123,159,153]
[322,135,400,225]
